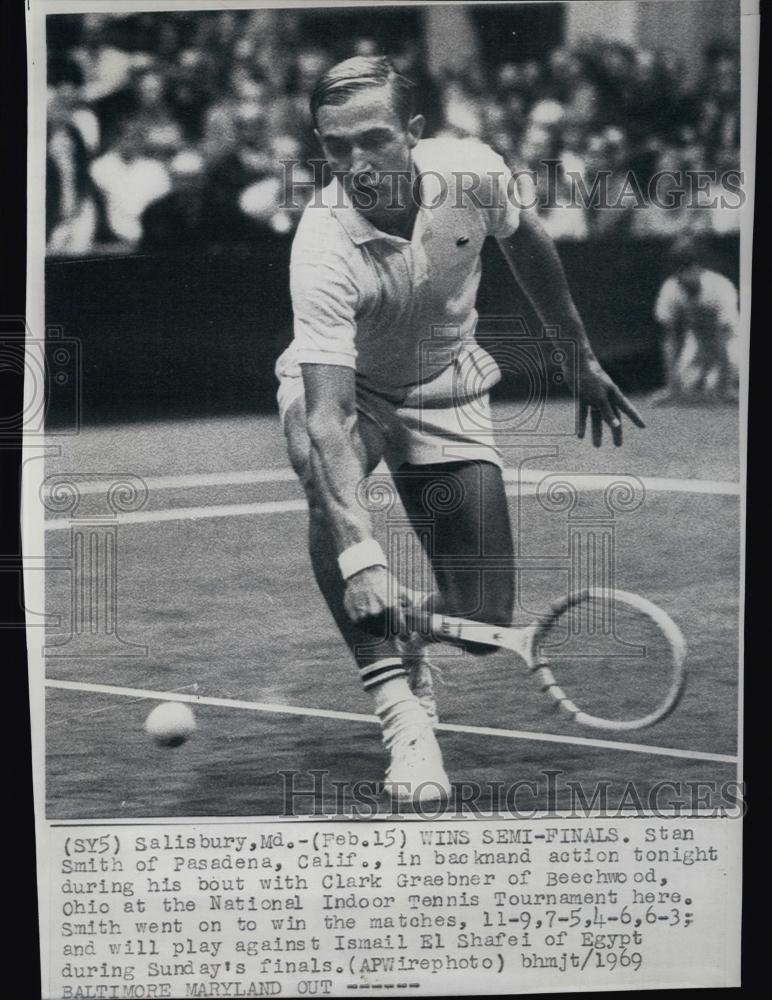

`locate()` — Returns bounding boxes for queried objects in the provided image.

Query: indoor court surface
[42,400,741,818]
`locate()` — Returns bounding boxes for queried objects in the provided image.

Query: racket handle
[406,608,531,657]
[403,609,468,643]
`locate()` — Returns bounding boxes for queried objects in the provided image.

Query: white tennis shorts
[276,343,503,470]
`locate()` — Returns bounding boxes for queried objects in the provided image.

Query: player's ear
[406,114,425,148]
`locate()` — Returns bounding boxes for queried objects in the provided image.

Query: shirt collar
[331,191,392,245]
[330,151,433,246]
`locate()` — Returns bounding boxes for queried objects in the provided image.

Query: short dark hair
[310,56,416,129]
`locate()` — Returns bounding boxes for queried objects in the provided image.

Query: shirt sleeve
[707,275,739,334]
[654,277,680,326]
[289,252,359,368]
[477,143,522,239]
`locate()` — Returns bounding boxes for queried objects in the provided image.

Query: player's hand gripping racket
[408,588,687,732]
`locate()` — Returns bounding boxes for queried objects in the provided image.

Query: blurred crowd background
[46,5,742,257]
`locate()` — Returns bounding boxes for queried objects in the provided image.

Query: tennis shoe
[381,702,450,804]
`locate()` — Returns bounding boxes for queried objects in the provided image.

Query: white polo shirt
[277,137,521,392]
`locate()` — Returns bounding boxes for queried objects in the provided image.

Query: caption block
[44,817,740,998]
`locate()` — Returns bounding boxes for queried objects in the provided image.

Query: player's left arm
[497,210,645,446]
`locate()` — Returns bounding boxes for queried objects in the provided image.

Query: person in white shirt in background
[89,120,172,247]
[46,78,101,256]
[652,234,740,405]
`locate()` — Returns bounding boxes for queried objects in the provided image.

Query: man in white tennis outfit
[275,57,644,804]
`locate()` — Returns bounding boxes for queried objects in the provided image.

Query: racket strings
[536,595,680,725]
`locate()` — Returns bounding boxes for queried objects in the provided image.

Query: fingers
[579,387,645,448]
[601,397,623,447]
[577,402,588,439]
[613,389,646,428]
[591,407,603,447]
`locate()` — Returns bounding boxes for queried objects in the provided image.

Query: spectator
[704,145,743,235]
[631,145,712,238]
[47,82,102,255]
[45,12,740,254]
[583,127,635,238]
[139,150,217,250]
[539,161,589,241]
[440,74,486,138]
[89,121,171,245]
[166,48,220,141]
[202,71,271,156]
[70,13,135,102]
[200,101,283,240]
[239,134,314,235]
[123,70,185,149]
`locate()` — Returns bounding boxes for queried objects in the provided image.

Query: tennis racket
[411,588,687,732]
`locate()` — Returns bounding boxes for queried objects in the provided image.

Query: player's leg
[385,364,515,726]
[394,459,515,633]
[650,330,681,405]
[389,458,514,731]
[674,330,701,398]
[281,390,450,801]
[719,334,740,403]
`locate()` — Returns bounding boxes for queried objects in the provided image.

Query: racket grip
[404,608,464,643]
[407,609,514,653]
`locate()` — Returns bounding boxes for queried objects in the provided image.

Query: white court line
[43,468,739,531]
[44,499,308,530]
[46,678,737,765]
[511,469,739,497]
[44,469,297,495]
[44,466,740,497]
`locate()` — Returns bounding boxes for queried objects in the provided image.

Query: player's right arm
[302,363,369,552]
[301,362,406,631]
[290,220,405,632]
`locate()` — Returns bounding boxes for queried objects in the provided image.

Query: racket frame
[418,588,687,733]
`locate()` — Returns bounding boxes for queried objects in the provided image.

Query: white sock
[371,676,415,715]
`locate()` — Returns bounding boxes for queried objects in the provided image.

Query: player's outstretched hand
[577,358,646,447]
[344,565,411,637]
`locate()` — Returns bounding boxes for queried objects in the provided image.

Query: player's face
[315,86,424,215]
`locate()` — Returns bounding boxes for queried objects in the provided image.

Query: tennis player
[275,56,644,803]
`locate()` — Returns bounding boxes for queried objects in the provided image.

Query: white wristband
[338,539,387,580]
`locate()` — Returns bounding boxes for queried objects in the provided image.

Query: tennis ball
[145,701,196,747]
